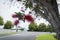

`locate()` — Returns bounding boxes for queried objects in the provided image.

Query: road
[0,32,51,40]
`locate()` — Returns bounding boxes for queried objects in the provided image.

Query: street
[0,32,51,40]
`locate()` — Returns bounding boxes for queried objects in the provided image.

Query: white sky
[0,0,56,30]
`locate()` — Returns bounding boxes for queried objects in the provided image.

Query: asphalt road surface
[0,32,51,40]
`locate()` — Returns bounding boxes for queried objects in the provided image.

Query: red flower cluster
[24,14,34,23]
[12,14,18,18]
[14,20,19,26]
[12,12,34,26]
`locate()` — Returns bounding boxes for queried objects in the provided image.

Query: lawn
[36,34,57,40]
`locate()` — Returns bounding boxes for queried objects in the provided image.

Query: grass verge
[0,32,17,37]
[36,34,57,40]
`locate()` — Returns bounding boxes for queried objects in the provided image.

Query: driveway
[0,32,51,40]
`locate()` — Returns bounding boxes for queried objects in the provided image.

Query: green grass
[0,32,17,37]
[36,34,57,40]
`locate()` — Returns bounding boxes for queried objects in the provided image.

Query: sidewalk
[0,29,22,37]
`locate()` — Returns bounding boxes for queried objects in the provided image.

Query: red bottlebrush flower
[24,14,34,22]
[21,10,24,12]
[14,20,19,26]
[12,14,18,18]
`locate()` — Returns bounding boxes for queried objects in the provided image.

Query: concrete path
[0,32,51,40]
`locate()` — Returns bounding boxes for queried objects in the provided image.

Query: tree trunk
[40,0,60,40]
[16,25,18,32]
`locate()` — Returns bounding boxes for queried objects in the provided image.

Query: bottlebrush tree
[12,12,34,32]
[12,12,34,25]
[12,12,23,26]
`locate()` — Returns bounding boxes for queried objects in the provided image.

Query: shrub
[38,23,46,32]
[4,21,14,29]
[28,22,38,31]
[28,22,54,32]
[46,25,54,32]
[0,16,4,25]
[38,23,54,32]
[20,28,24,31]
[36,34,57,40]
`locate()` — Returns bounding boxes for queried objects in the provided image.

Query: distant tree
[28,22,38,31]
[4,21,14,29]
[0,16,4,25]
[38,23,46,32]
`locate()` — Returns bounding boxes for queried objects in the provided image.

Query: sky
[0,0,59,30]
